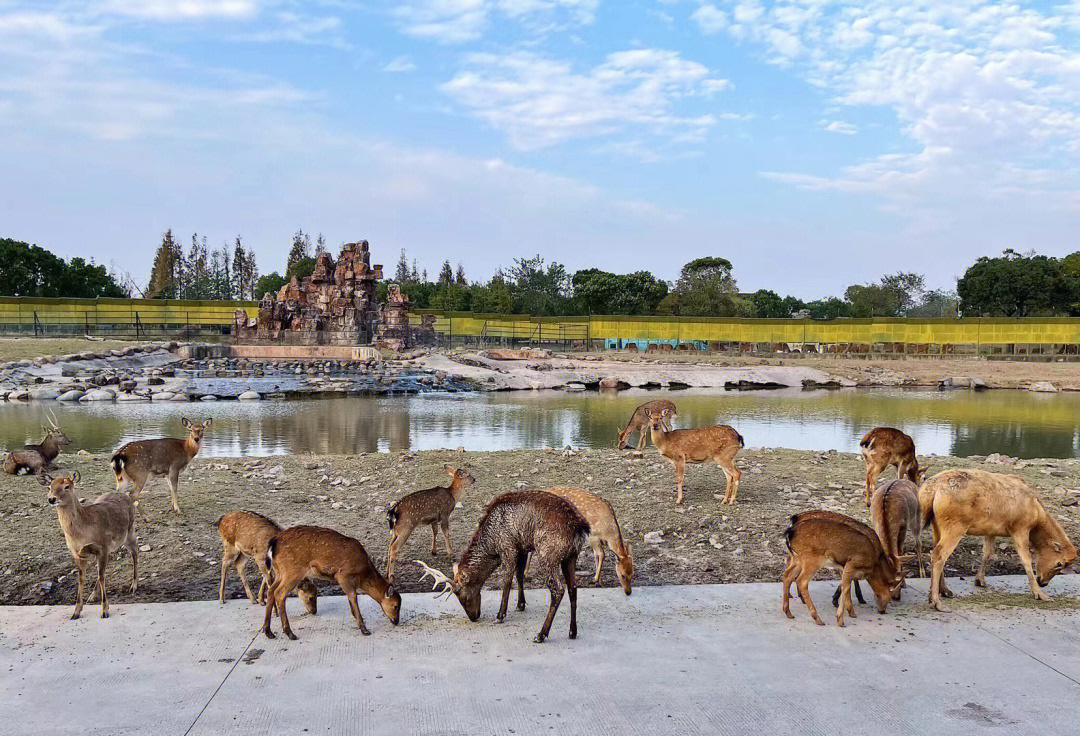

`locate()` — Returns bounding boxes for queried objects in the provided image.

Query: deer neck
[447,477,468,502]
[183,435,201,458]
[55,499,84,536]
[649,423,668,447]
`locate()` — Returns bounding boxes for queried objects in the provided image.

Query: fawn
[217,510,317,613]
[385,465,475,581]
[645,407,743,504]
[859,427,924,506]
[4,409,69,476]
[42,472,138,620]
[262,525,400,640]
[543,486,633,594]
[110,417,211,513]
[416,490,590,643]
[617,399,676,451]
[920,469,1076,612]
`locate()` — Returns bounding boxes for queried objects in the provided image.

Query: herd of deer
[4,395,1077,641]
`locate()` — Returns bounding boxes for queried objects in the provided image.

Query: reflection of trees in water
[0,404,128,454]
[951,424,1078,459]
[244,400,412,454]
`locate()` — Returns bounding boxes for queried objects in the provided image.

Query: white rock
[1029,381,1059,393]
[57,389,85,401]
[81,388,116,401]
[644,531,664,544]
[238,390,261,401]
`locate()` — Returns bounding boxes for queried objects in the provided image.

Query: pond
[1,387,1077,459]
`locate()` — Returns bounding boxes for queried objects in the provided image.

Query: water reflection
[0,388,1077,459]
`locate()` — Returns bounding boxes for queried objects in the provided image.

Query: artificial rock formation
[235,241,407,346]
[374,284,412,351]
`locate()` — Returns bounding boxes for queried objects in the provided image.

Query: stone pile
[375,284,412,351]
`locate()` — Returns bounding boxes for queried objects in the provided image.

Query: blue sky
[1,1,1079,298]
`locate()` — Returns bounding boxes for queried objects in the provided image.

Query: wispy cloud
[382,55,417,73]
[823,120,856,135]
[392,0,597,44]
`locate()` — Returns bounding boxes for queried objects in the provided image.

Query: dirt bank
[4,448,1079,606]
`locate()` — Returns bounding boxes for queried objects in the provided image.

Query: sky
[1,1,1079,298]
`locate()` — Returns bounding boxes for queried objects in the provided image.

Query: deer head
[181,417,212,445]
[40,471,80,506]
[42,409,70,449]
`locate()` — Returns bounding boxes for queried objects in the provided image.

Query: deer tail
[266,536,278,571]
[387,507,399,531]
[110,454,126,477]
[783,514,800,553]
[572,520,591,554]
[919,483,936,533]
[859,431,874,450]
[736,431,745,448]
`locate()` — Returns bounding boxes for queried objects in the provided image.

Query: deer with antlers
[110,417,211,513]
[415,490,590,643]
[4,409,69,476]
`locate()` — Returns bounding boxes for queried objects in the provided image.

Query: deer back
[654,425,741,461]
[114,437,196,475]
[219,510,281,558]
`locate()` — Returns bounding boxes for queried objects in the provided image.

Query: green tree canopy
[957,250,1078,317]
[572,268,668,315]
[659,256,746,317]
[0,238,125,298]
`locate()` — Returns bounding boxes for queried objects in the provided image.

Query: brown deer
[385,465,475,582]
[110,417,211,513]
[415,490,590,643]
[217,510,317,613]
[859,427,924,506]
[871,479,923,596]
[41,472,138,620]
[782,512,906,626]
[920,469,1076,612]
[617,399,676,451]
[262,525,400,640]
[779,510,874,608]
[543,486,633,594]
[645,408,743,504]
[4,410,70,475]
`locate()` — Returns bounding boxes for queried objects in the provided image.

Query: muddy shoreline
[3,448,1078,606]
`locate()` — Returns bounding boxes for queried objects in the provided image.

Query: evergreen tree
[147,229,179,298]
[456,263,467,286]
[286,229,310,273]
[438,260,454,286]
[394,249,410,283]
[314,233,326,255]
[409,259,420,284]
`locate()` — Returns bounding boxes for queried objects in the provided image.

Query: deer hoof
[1035,590,1050,602]
[974,578,985,588]
[517,602,526,611]
[532,634,546,644]
[569,630,577,640]
[263,629,276,640]
[285,631,298,641]
[932,600,949,613]
[360,627,371,636]
[101,611,109,619]
[70,613,80,620]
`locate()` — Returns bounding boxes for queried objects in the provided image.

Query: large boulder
[1029,381,1059,393]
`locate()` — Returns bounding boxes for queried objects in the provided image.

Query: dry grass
[0,337,137,362]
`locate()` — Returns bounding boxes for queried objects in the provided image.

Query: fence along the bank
[0,297,257,337]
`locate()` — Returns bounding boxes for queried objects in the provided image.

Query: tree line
[6,232,1080,320]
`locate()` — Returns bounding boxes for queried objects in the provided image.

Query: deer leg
[219,544,239,603]
[975,536,995,588]
[496,560,516,623]
[166,467,181,514]
[717,449,741,504]
[430,524,439,555]
[672,459,686,505]
[71,556,89,620]
[236,557,258,604]
[97,554,109,619]
[264,571,303,640]
[1011,529,1050,601]
[864,464,878,507]
[441,521,453,557]
[782,556,798,618]
[836,566,854,626]
[386,531,406,583]
[591,540,604,585]
[535,569,564,644]
[929,526,964,612]
[795,563,823,626]
[637,428,647,452]
[256,559,272,605]
[562,558,578,640]
[516,551,528,611]
[341,581,370,635]
[126,538,138,595]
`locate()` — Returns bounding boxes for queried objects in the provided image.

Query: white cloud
[691,4,728,35]
[441,48,730,150]
[382,55,417,73]
[393,0,596,43]
[823,119,856,135]
[99,0,260,21]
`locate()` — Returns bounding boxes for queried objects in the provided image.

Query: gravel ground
[3,448,1079,606]
[0,338,139,362]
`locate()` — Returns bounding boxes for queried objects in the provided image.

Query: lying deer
[110,417,211,513]
[415,490,590,643]
[782,511,905,627]
[385,465,475,582]
[920,469,1076,612]
[859,427,924,506]
[217,510,317,613]
[871,479,923,595]
[262,525,400,640]
[617,399,676,451]
[41,472,138,620]
[544,486,633,594]
[4,410,70,475]
[645,407,743,504]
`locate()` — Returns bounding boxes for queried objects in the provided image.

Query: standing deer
[859,427,924,506]
[543,486,633,594]
[41,472,138,620]
[217,510,317,613]
[262,525,400,640]
[920,469,1076,612]
[110,417,212,513]
[385,465,475,582]
[645,408,743,505]
[617,399,676,451]
[415,490,590,643]
[4,410,70,475]
[871,479,923,593]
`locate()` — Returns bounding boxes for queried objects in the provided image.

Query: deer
[110,417,211,514]
[385,465,475,582]
[41,472,138,620]
[543,486,633,594]
[617,399,676,451]
[414,490,590,643]
[859,427,924,506]
[871,479,923,598]
[645,407,743,505]
[782,511,907,627]
[217,510,317,613]
[4,409,70,475]
[262,525,400,640]
[779,510,875,609]
[920,469,1076,612]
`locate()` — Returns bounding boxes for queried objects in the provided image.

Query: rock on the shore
[238,390,261,401]
[80,388,116,402]
[1029,381,1059,393]
[57,390,85,401]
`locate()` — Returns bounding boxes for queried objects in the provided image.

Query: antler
[413,560,454,600]
[44,407,60,431]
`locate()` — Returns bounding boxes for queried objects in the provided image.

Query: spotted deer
[859,427,924,506]
[616,399,676,451]
[543,486,633,594]
[4,409,69,475]
[41,472,138,620]
[217,510,317,613]
[385,465,475,582]
[110,417,211,513]
[646,408,743,504]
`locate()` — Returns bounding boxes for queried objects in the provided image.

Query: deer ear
[386,584,397,596]
[181,417,191,429]
[38,473,53,487]
[625,542,632,555]
[452,562,459,577]
[203,418,212,429]
[643,408,652,417]
[1052,541,1064,552]
[71,471,80,484]
[444,464,454,475]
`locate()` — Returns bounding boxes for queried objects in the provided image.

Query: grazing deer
[778,510,872,608]
[217,510,317,613]
[262,525,400,640]
[645,408,743,505]
[871,479,923,596]
[782,512,906,627]
[617,399,676,451]
[41,472,138,620]
[385,465,475,582]
[415,490,590,643]
[859,427,924,506]
[544,486,633,594]
[920,469,1076,612]
[4,410,70,475]
[110,417,211,513]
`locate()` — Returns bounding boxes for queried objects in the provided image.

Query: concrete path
[3,574,1079,735]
